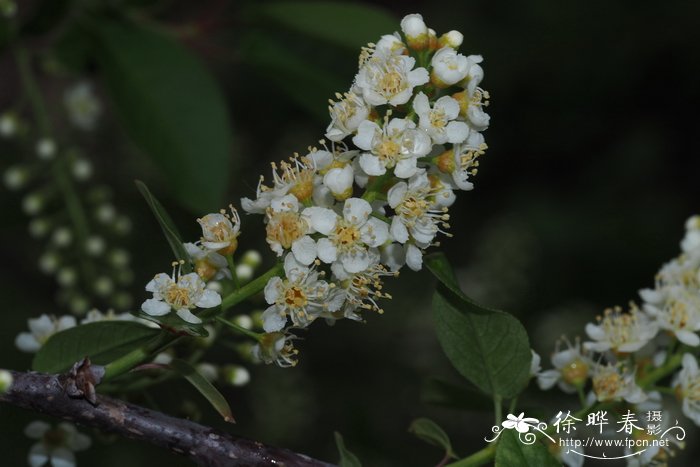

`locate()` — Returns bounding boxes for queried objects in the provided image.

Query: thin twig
[1,370,335,467]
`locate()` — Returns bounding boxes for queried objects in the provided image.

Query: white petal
[408,67,429,86]
[262,306,287,333]
[195,289,221,308]
[141,299,171,317]
[317,238,338,264]
[15,333,41,353]
[343,198,372,224]
[176,309,202,324]
[28,443,50,467]
[361,217,389,247]
[677,330,700,347]
[28,315,53,335]
[271,194,299,213]
[435,95,460,119]
[405,244,423,271]
[394,157,418,179]
[302,207,337,235]
[445,121,469,144]
[49,447,77,467]
[264,277,283,304]
[69,433,91,451]
[25,421,51,439]
[341,251,371,274]
[359,154,386,176]
[537,370,560,390]
[390,218,409,244]
[412,92,430,116]
[387,182,408,209]
[324,165,354,196]
[291,236,317,265]
[352,120,379,150]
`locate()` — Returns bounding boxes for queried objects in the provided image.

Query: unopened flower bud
[235,263,254,281]
[93,276,114,297]
[95,204,116,223]
[22,193,44,215]
[241,250,262,268]
[439,30,463,49]
[69,294,89,314]
[71,158,92,181]
[29,218,50,238]
[36,138,56,160]
[3,166,28,190]
[109,249,130,267]
[196,363,219,383]
[38,252,60,274]
[0,370,12,392]
[0,112,17,137]
[52,227,73,247]
[223,365,250,387]
[57,267,77,287]
[400,14,429,50]
[233,314,253,330]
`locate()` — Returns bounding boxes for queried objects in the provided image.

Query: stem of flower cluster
[226,254,241,290]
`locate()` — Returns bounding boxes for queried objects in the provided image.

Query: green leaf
[427,253,531,399]
[421,378,492,412]
[33,321,160,374]
[135,180,192,273]
[239,32,345,120]
[170,359,234,423]
[132,310,209,337]
[408,418,457,459]
[334,432,362,467]
[91,19,232,213]
[495,430,560,467]
[255,2,397,51]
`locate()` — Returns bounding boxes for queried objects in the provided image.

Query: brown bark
[0,370,336,467]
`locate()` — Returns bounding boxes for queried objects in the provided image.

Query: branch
[1,369,336,467]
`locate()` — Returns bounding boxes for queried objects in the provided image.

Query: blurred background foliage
[1,0,699,465]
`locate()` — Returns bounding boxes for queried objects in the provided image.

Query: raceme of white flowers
[534,215,700,465]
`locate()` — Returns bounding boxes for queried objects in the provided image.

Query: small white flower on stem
[15,314,77,353]
[584,304,658,353]
[326,92,370,142]
[353,117,431,179]
[184,242,231,281]
[64,82,102,131]
[262,255,343,331]
[141,261,221,324]
[672,353,700,426]
[25,421,91,467]
[436,131,487,191]
[413,92,469,145]
[591,363,646,403]
[388,172,451,247]
[373,33,406,56]
[312,198,389,273]
[242,156,317,212]
[682,215,700,253]
[644,286,700,346]
[252,331,299,367]
[197,206,241,256]
[431,47,469,87]
[354,53,429,106]
[537,337,592,393]
[400,13,429,50]
[265,194,317,265]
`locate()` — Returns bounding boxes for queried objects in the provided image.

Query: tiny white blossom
[353,117,431,179]
[262,255,343,331]
[644,286,700,346]
[672,353,700,426]
[15,315,77,353]
[265,194,317,265]
[64,82,102,131]
[413,92,469,144]
[584,305,658,353]
[312,198,389,273]
[400,13,429,50]
[537,338,591,393]
[591,363,646,403]
[184,242,231,281]
[142,263,221,324]
[197,206,241,255]
[252,331,299,367]
[25,421,90,467]
[431,47,469,87]
[326,92,370,142]
[354,53,429,106]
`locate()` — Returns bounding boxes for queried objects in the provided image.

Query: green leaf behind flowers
[426,253,532,399]
[495,430,560,467]
[335,432,362,467]
[33,321,160,374]
[170,359,234,423]
[408,418,457,459]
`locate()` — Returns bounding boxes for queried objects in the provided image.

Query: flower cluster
[535,216,700,465]
[237,13,489,365]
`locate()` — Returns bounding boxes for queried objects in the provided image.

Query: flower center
[266,212,307,249]
[380,71,403,96]
[283,286,307,308]
[165,285,192,309]
[398,195,429,220]
[561,359,589,386]
[334,222,361,250]
[593,370,621,401]
[429,109,447,128]
[376,138,400,162]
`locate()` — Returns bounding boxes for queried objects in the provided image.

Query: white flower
[184,242,231,281]
[141,264,221,324]
[326,92,370,142]
[584,305,658,353]
[373,33,406,56]
[672,353,700,426]
[261,255,343,331]
[241,156,317,212]
[252,331,299,367]
[15,315,77,353]
[197,206,241,255]
[437,131,487,191]
[682,215,700,253]
[380,241,424,272]
[331,249,395,319]
[591,363,646,403]
[537,338,591,393]
[354,53,429,106]
[431,47,469,87]
[265,194,318,265]
[25,421,91,467]
[413,92,469,144]
[63,82,102,131]
[353,118,431,179]
[439,30,463,49]
[388,172,450,247]
[311,198,389,273]
[644,287,700,346]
